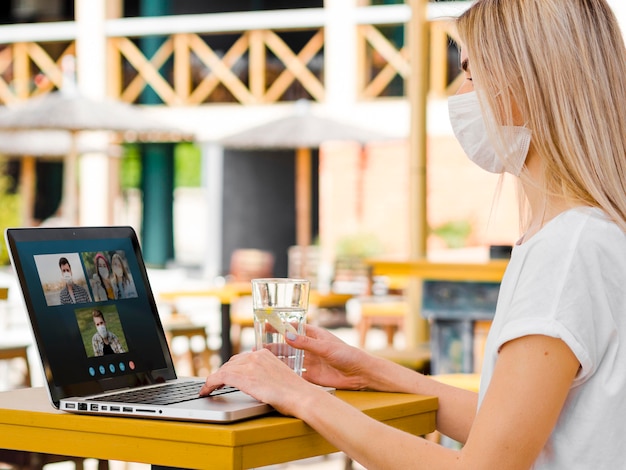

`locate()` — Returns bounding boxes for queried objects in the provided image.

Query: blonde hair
[457,0,626,232]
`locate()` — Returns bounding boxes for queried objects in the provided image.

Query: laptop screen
[5,226,177,407]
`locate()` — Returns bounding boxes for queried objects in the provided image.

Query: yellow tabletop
[365,258,508,283]
[432,373,481,393]
[159,284,353,309]
[0,387,437,469]
[158,282,253,305]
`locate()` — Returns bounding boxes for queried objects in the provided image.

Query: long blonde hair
[457,0,626,232]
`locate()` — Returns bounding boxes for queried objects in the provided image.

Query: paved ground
[34,453,366,470]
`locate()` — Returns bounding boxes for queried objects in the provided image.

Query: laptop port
[123,407,133,412]
[110,406,120,411]
[64,403,76,409]
[78,403,88,411]
[90,404,98,411]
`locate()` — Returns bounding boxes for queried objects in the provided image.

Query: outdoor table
[0,387,437,469]
[159,282,252,364]
[364,258,508,283]
[159,284,353,364]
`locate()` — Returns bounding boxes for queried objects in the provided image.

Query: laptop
[5,225,275,423]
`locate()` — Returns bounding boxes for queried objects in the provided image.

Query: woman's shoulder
[563,207,625,252]
[525,207,623,248]
[515,207,626,280]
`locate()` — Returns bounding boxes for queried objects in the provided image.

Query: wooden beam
[20,156,36,227]
[187,33,255,104]
[295,147,312,247]
[13,42,30,100]
[188,32,250,105]
[173,33,191,99]
[406,0,430,346]
[248,30,266,101]
[263,30,324,102]
[116,36,180,104]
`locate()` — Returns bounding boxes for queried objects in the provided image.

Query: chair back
[229,249,275,282]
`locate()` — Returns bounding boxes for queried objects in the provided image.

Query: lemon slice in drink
[256,308,298,336]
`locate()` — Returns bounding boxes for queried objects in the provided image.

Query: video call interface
[15,236,170,389]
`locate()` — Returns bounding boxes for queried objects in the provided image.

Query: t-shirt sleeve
[492,227,617,386]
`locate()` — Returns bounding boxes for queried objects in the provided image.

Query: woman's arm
[291,327,478,442]
[202,333,578,469]
[298,334,579,469]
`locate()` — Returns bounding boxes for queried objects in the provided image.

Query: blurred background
[1,1,625,467]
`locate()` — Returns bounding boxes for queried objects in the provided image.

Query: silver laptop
[5,226,274,423]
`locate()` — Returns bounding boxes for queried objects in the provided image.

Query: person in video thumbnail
[92,309,125,356]
[94,253,116,301]
[58,257,91,305]
[111,252,137,299]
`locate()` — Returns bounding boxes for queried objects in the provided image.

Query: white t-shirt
[478,207,626,469]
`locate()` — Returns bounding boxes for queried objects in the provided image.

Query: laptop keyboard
[89,381,239,406]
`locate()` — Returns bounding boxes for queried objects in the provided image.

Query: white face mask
[113,266,124,277]
[62,272,72,282]
[97,324,108,338]
[98,267,109,279]
[448,91,531,176]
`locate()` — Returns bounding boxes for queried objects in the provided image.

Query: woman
[111,252,137,299]
[201,1,626,468]
[94,253,115,300]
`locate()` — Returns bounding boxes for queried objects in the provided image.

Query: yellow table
[364,258,508,345]
[0,387,437,469]
[159,283,253,363]
[159,284,353,363]
[365,258,508,284]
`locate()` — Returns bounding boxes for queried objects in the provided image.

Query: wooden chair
[0,451,109,470]
[347,296,408,349]
[230,295,255,355]
[227,249,275,353]
[0,344,31,389]
[228,249,274,282]
[165,322,214,377]
[163,296,222,376]
[368,344,431,373]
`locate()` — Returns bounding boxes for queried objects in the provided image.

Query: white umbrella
[0,129,122,227]
[221,102,389,247]
[0,90,193,223]
[0,130,121,157]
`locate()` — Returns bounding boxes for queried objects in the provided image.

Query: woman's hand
[199,325,373,412]
[199,349,320,417]
[285,324,372,390]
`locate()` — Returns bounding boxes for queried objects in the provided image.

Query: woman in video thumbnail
[111,252,137,299]
[92,309,125,356]
[94,253,115,301]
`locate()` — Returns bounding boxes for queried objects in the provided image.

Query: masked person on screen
[111,253,137,299]
[58,257,91,305]
[200,1,626,468]
[92,309,125,356]
[94,253,116,300]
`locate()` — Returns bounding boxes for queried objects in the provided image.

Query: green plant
[174,142,201,188]
[431,219,472,249]
[120,142,202,190]
[0,162,21,265]
[335,233,383,260]
[120,144,142,190]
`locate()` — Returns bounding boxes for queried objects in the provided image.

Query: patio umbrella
[0,90,192,224]
[0,130,121,157]
[220,102,390,248]
[0,129,122,226]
